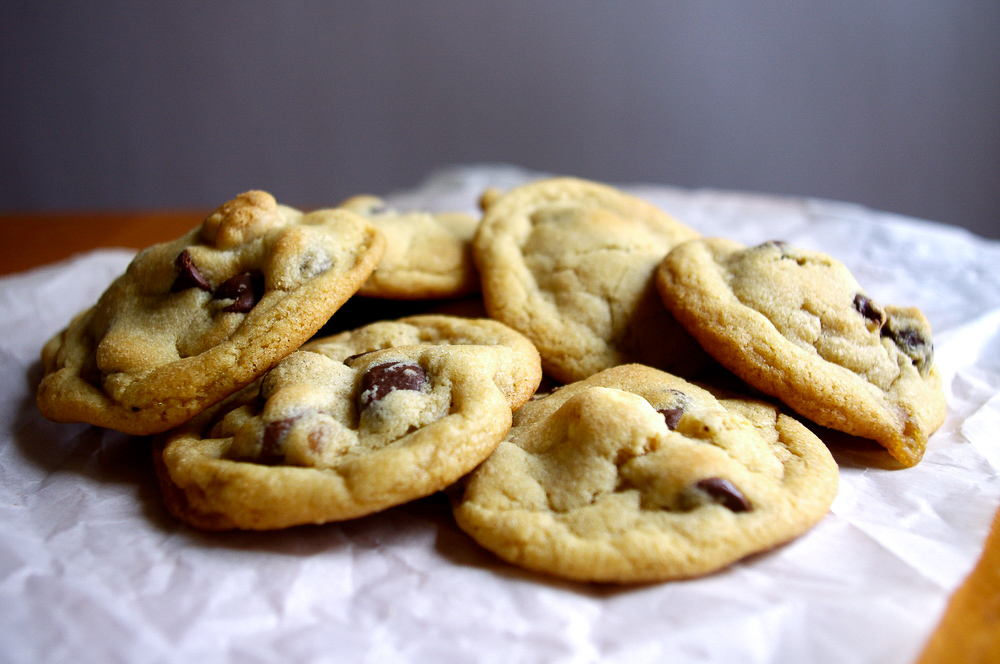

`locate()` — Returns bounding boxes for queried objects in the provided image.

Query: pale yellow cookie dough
[339,194,480,299]
[302,314,542,410]
[452,364,839,583]
[38,191,384,435]
[154,316,543,530]
[473,177,707,383]
[656,238,946,467]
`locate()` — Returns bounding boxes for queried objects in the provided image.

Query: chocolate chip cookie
[472,177,708,383]
[339,194,480,300]
[452,364,839,583]
[656,238,946,466]
[37,191,385,435]
[154,315,543,530]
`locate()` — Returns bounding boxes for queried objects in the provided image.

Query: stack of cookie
[35,177,945,584]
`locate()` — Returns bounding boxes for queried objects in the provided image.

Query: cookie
[656,238,946,467]
[472,176,708,384]
[154,315,543,530]
[37,190,385,435]
[452,364,839,583]
[339,194,480,299]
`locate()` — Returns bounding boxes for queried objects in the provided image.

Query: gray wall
[2,2,998,238]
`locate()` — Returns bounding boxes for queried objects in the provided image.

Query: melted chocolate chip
[882,319,933,370]
[260,416,299,465]
[343,350,375,365]
[358,361,429,409]
[694,477,752,512]
[214,272,264,313]
[883,323,921,349]
[853,293,886,330]
[657,407,685,430]
[298,250,332,279]
[171,250,212,292]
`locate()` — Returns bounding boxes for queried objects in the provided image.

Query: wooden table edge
[0,211,204,277]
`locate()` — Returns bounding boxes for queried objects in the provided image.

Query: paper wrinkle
[962,393,1000,470]
[2,164,1000,664]
[935,309,1000,374]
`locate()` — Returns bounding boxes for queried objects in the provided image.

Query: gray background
[2,2,998,238]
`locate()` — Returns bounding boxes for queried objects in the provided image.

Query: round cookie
[656,238,946,467]
[154,318,542,530]
[451,364,839,583]
[472,176,708,384]
[339,194,480,299]
[37,191,385,436]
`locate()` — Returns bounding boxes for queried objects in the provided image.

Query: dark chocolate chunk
[171,250,212,292]
[214,272,264,313]
[887,325,923,350]
[259,416,299,465]
[694,477,752,512]
[657,406,685,430]
[853,293,886,330]
[882,317,933,370]
[358,361,429,409]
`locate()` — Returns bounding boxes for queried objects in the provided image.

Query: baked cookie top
[472,177,706,384]
[656,238,946,467]
[451,364,839,583]
[339,194,480,299]
[37,191,385,435]
[302,314,542,410]
[155,316,543,530]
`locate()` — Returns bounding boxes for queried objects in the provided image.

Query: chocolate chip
[259,416,299,465]
[171,250,212,292]
[358,361,428,409]
[298,250,332,279]
[887,325,922,349]
[214,272,264,313]
[882,318,933,370]
[343,351,374,365]
[657,407,685,430]
[853,293,886,330]
[693,477,752,512]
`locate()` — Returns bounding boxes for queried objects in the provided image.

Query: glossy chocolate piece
[693,477,752,512]
[214,272,264,313]
[171,250,212,293]
[358,361,429,409]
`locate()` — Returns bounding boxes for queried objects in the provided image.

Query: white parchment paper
[2,165,998,664]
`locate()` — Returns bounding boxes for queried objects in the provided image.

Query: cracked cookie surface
[473,177,708,383]
[452,364,838,583]
[656,238,946,466]
[37,191,384,435]
[154,315,542,530]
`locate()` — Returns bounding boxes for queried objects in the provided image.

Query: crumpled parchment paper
[2,164,998,664]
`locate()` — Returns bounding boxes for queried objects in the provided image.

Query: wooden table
[0,210,202,276]
[1,211,997,663]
